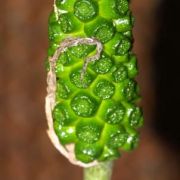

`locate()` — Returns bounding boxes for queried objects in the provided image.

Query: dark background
[0,0,180,179]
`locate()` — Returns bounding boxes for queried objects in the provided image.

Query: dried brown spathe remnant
[45,37,103,167]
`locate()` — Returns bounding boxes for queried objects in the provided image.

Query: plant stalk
[84,161,113,180]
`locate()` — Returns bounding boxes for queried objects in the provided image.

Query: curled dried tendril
[49,37,103,81]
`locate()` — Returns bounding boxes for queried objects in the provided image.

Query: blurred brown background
[1,0,180,180]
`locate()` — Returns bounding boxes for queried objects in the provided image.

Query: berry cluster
[47,0,143,163]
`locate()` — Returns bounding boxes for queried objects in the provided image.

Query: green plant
[45,0,143,179]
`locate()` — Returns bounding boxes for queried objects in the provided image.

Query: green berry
[75,142,103,163]
[76,120,103,143]
[70,67,95,88]
[105,103,125,125]
[113,16,132,32]
[84,18,115,43]
[116,0,129,15]
[120,79,138,101]
[59,13,77,33]
[112,65,128,82]
[56,79,71,99]
[91,54,113,74]
[69,44,95,58]
[129,106,143,128]
[93,79,115,100]
[53,103,75,126]
[74,0,98,22]
[54,122,77,144]
[71,93,98,117]
[104,125,128,149]
[116,38,131,55]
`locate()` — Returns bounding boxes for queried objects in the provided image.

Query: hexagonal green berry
[56,79,71,100]
[104,125,128,149]
[113,16,132,32]
[116,39,131,55]
[108,133,128,149]
[104,33,126,55]
[98,0,120,20]
[71,93,98,117]
[75,142,103,163]
[121,79,137,101]
[56,50,75,67]
[69,44,95,58]
[99,100,125,124]
[70,67,95,88]
[74,0,98,22]
[91,54,113,74]
[84,18,115,43]
[94,24,114,44]
[53,103,75,126]
[129,106,143,128]
[93,79,115,100]
[105,102,125,125]
[48,21,62,43]
[54,123,77,145]
[59,13,80,33]
[112,65,128,82]
[76,120,103,143]
[115,0,129,15]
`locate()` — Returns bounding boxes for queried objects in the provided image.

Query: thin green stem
[84,161,114,180]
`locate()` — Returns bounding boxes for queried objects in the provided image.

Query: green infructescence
[46,0,143,165]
